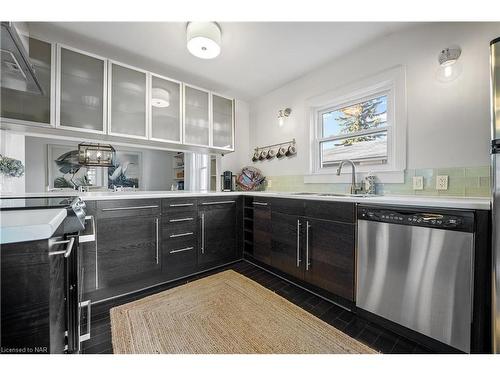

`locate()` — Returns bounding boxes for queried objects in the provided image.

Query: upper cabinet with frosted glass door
[108,61,148,139]
[211,93,234,151]
[57,45,106,134]
[149,74,182,144]
[183,84,210,147]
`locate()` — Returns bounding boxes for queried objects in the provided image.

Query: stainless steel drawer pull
[49,237,75,258]
[155,218,159,264]
[169,217,194,223]
[170,246,194,254]
[201,213,205,254]
[201,200,235,205]
[101,205,159,211]
[169,203,194,207]
[252,202,268,206]
[296,220,301,267]
[169,232,194,238]
[79,300,91,342]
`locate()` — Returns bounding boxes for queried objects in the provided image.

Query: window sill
[304,170,405,184]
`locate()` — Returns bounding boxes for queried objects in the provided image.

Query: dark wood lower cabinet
[198,201,238,268]
[302,218,355,301]
[271,212,304,280]
[96,215,161,294]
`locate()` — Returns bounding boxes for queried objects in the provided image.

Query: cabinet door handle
[296,220,301,267]
[252,202,268,206]
[155,218,159,264]
[170,246,194,254]
[169,217,194,223]
[169,232,194,238]
[306,221,311,271]
[169,203,194,207]
[201,200,235,205]
[49,237,75,258]
[101,205,159,212]
[201,213,205,254]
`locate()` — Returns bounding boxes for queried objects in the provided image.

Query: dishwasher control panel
[358,206,474,232]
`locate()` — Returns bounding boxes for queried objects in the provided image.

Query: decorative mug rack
[252,138,297,162]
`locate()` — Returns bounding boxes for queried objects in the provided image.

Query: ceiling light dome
[186,22,221,59]
[151,87,170,108]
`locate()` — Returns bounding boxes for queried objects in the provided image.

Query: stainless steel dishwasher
[356,205,475,353]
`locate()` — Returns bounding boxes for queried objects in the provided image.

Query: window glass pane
[320,131,387,167]
[322,95,387,138]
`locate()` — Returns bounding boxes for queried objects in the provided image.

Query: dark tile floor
[81,260,434,354]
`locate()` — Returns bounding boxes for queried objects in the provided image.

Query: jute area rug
[110,270,376,354]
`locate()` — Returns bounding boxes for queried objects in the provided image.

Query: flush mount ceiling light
[151,87,170,108]
[437,46,462,82]
[278,108,292,127]
[186,22,221,59]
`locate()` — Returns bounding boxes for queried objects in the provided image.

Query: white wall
[0,130,26,194]
[249,22,500,178]
[24,137,176,192]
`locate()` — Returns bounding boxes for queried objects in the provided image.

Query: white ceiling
[29,22,415,100]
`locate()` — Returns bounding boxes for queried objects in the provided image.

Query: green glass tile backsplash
[263,166,491,197]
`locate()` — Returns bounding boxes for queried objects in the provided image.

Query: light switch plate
[267,179,272,188]
[436,175,448,190]
[413,176,424,190]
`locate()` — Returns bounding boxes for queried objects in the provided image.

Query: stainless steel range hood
[1,21,44,95]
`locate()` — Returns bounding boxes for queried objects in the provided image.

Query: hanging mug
[252,151,260,162]
[286,145,297,156]
[259,150,268,160]
[267,149,276,159]
[277,146,287,158]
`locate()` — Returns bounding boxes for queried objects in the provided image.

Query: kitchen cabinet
[211,93,234,150]
[108,61,148,139]
[183,84,210,146]
[302,218,355,300]
[57,45,106,133]
[271,211,304,280]
[94,200,161,299]
[150,74,182,143]
[252,200,272,265]
[198,199,238,268]
[1,37,53,125]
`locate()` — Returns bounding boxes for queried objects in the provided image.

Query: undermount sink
[291,192,372,198]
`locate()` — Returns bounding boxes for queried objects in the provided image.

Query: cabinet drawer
[162,222,197,241]
[97,199,160,218]
[268,197,304,216]
[163,238,197,279]
[304,201,355,223]
[163,211,198,224]
[162,198,198,213]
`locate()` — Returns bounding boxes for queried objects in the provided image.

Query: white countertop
[0,208,67,244]
[0,190,491,210]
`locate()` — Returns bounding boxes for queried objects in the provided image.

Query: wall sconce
[278,108,292,127]
[437,46,462,82]
[78,142,115,167]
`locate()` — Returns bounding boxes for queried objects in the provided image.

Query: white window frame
[306,65,407,184]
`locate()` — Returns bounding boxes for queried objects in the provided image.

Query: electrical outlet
[436,175,448,190]
[267,179,272,188]
[413,176,424,190]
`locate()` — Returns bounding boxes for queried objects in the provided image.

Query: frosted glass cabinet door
[184,85,210,146]
[1,37,52,124]
[109,63,147,138]
[59,47,105,132]
[212,94,234,150]
[150,75,181,143]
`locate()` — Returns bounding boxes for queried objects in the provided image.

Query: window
[308,66,406,181]
[318,94,389,168]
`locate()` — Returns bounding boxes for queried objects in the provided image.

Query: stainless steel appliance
[491,37,500,353]
[222,170,235,191]
[356,205,475,353]
[1,22,44,94]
